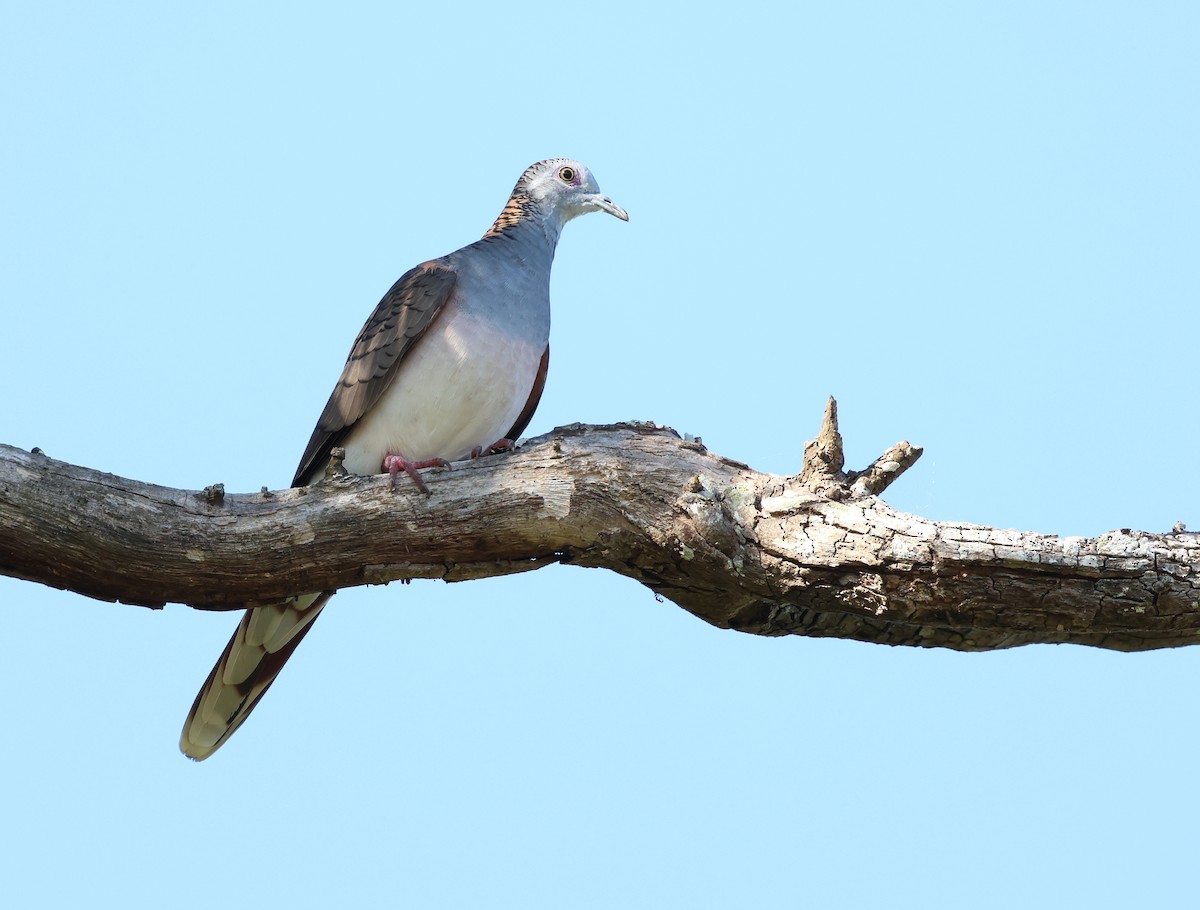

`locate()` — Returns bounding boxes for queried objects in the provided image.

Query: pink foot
[382,454,450,495]
[470,438,516,459]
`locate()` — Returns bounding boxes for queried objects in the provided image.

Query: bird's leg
[470,438,517,459]
[382,454,450,495]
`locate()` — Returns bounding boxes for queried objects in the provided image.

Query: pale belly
[339,304,544,473]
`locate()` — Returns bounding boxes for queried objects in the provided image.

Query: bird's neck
[483,194,566,251]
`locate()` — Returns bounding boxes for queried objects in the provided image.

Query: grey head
[486,158,628,240]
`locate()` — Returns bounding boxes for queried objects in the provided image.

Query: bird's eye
[558,166,576,183]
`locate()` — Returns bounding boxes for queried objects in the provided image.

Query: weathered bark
[2,401,1197,653]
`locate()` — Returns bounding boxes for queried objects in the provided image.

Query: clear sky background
[2,3,1198,908]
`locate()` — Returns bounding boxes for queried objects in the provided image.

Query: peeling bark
[1,402,1197,653]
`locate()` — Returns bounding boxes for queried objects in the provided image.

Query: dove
[180,159,627,759]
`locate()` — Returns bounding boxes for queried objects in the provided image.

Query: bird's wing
[292,262,458,487]
[504,344,549,441]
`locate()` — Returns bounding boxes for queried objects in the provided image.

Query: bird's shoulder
[351,257,459,351]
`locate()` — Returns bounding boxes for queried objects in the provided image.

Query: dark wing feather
[292,262,457,487]
[504,344,549,441]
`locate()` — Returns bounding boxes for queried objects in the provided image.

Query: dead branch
[1,400,1197,652]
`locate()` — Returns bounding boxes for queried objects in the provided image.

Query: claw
[382,454,450,495]
[470,438,516,460]
[485,437,516,455]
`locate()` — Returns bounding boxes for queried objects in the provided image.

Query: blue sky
[2,3,1198,907]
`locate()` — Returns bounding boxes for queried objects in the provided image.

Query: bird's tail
[180,591,333,760]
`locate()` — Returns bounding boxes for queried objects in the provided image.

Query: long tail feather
[180,592,333,760]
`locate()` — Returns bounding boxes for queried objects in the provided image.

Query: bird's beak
[588,194,629,221]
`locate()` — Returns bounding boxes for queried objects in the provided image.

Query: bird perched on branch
[180,159,628,759]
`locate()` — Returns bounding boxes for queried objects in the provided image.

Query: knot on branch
[199,483,225,505]
[798,397,922,500]
[324,447,348,480]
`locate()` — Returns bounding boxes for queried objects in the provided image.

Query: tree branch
[2,403,1197,653]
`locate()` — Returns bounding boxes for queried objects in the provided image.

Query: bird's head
[519,158,629,224]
